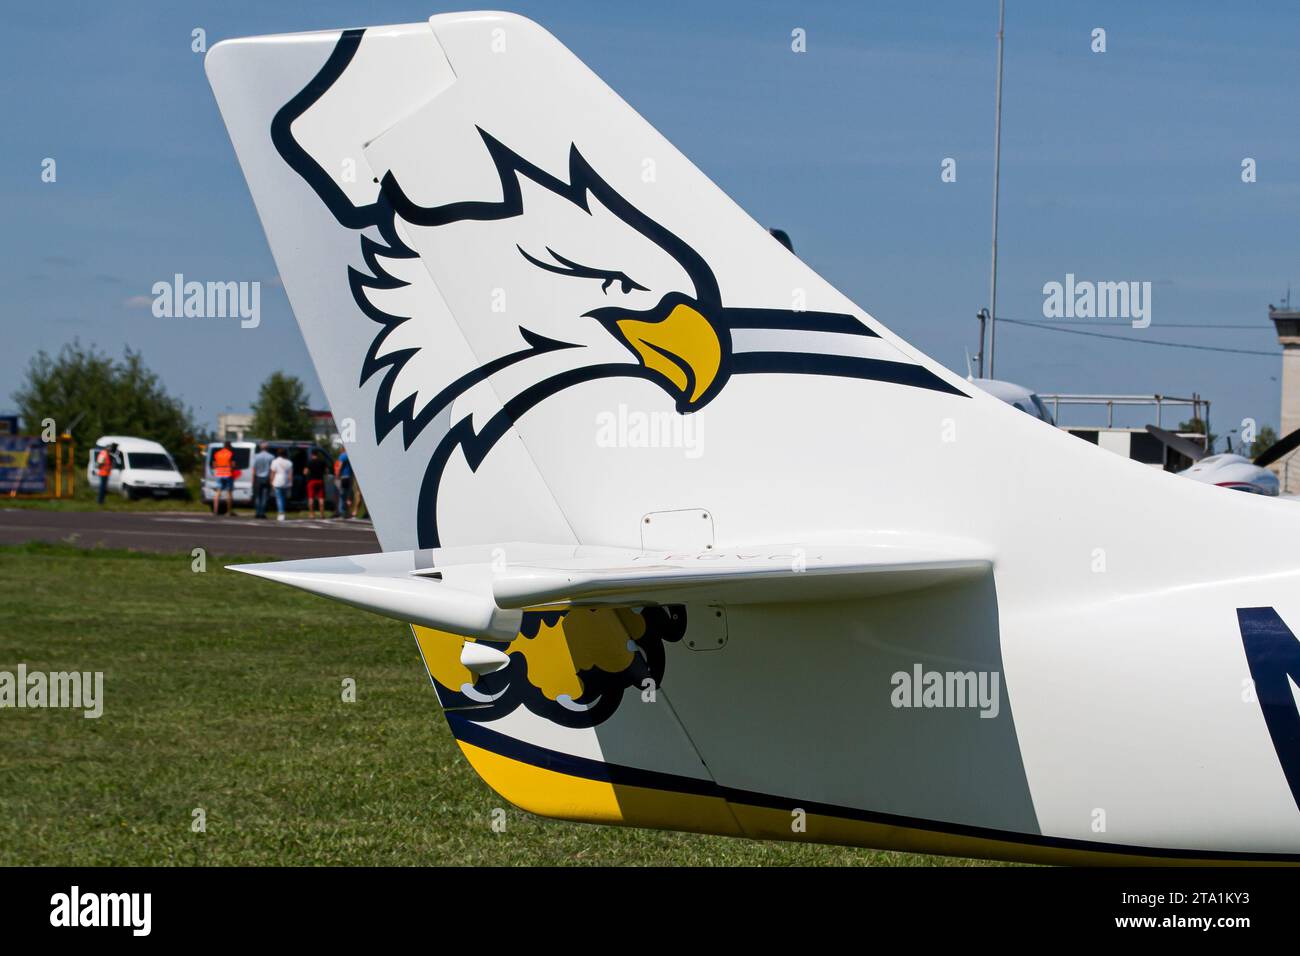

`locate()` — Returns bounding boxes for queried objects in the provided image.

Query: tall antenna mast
[987,0,1006,378]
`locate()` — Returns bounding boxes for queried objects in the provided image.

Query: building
[309,409,339,447]
[1058,426,1207,471]
[215,410,339,446]
[1269,305,1300,493]
[217,412,253,442]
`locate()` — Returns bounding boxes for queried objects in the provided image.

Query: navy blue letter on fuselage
[1238,607,1300,812]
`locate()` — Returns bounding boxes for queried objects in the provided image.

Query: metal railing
[1036,393,1210,432]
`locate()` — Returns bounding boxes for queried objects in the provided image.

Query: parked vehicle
[201,440,255,507]
[202,439,336,510]
[85,436,189,500]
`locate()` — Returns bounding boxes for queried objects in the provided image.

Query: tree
[1251,424,1278,458]
[250,372,314,440]
[13,340,199,470]
[1178,417,1218,456]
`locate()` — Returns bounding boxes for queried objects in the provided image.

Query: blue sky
[2,1,1297,444]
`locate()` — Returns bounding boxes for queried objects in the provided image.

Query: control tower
[1269,304,1300,492]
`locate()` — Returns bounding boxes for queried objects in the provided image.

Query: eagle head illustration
[271,29,960,547]
[371,127,733,424]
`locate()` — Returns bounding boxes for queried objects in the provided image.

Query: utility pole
[987,0,1006,379]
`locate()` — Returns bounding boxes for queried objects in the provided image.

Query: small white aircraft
[208,13,1300,864]
[1145,424,1300,497]
[969,378,1055,424]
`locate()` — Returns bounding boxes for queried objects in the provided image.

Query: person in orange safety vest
[95,442,118,505]
[211,441,237,517]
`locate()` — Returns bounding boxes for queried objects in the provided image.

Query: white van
[86,436,189,500]
[201,441,256,507]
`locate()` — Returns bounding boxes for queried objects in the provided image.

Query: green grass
[5,474,369,519]
[0,542,981,866]
[4,473,208,512]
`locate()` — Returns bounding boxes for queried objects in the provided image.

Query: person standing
[95,442,117,505]
[335,447,354,519]
[251,441,274,519]
[270,447,293,522]
[211,441,236,517]
[303,449,327,519]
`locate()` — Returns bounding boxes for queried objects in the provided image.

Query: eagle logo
[414,605,687,728]
[273,29,963,550]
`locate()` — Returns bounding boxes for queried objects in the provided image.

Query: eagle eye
[517,245,649,296]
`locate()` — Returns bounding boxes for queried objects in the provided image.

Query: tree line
[12,341,318,472]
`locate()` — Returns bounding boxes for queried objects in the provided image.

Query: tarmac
[0,509,380,559]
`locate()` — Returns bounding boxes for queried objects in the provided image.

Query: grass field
[5,474,367,519]
[5,474,208,512]
[0,542,981,866]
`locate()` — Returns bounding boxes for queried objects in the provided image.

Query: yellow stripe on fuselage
[456,739,742,836]
[456,738,1284,866]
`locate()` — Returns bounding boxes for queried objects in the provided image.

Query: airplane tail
[209,13,1300,863]
[205,13,971,554]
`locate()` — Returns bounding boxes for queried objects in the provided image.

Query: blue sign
[0,436,47,494]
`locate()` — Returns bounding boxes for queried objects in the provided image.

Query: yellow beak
[614,303,722,407]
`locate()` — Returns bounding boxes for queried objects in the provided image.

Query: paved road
[0,509,380,558]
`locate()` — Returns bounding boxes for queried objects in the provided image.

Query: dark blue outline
[436,605,685,728]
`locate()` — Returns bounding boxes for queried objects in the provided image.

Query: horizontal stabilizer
[229,551,524,641]
[491,542,991,608]
[229,538,991,640]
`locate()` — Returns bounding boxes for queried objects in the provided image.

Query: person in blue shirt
[251,441,275,519]
[335,447,354,518]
